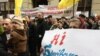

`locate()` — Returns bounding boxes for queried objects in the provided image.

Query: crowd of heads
[44,14,100,29]
[0,12,100,56]
[0,16,25,34]
[0,13,100,34]
[0,12,100,34]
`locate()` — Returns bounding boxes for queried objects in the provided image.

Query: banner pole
[72,0,75,18]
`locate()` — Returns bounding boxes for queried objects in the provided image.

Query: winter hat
[11,16,24,29]
[11,16,24,25]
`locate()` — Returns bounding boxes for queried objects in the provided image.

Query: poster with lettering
[40,29,100,56]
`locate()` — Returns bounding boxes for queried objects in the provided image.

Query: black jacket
[36,19,48,39]
[0,32,7,50]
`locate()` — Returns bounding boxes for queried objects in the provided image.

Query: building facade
[0,0,100,17]
[92,0,100,15]
[0,0,14,18]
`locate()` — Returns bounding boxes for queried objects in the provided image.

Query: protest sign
[41,29,100,56]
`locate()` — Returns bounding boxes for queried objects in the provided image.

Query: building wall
[22,0,33,10]
[48,0,59,6]
[0,0,14,18]
[92,0,100,15]
[22,0,59,8]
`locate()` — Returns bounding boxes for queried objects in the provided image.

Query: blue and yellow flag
[58,0,79,9]
[15,0,23,16]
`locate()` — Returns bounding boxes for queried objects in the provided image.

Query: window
[77,0,92,11]
[32,0,48,7]
[9,0,15,10]
[0,2,5,11]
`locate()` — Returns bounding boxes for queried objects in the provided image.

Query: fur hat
[11,16,23,25]
[11,16,24,29]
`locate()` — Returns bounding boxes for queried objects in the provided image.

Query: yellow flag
[14,8,21,16]
[58,0,79,9]
[15,0,23,16]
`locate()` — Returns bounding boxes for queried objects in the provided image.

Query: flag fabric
[15,0,23,16]
[58,0,79,9]
[14,8,21,16]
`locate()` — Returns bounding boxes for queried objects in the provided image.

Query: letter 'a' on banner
[15,0,23,16]
[58,0,79,9]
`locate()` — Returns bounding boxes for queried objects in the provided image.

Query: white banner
[41,29,100,56]
[21,6,64,17]
[0,0,8,2]
[21,4,78,18]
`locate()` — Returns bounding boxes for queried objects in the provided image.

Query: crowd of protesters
[0,12,100,56]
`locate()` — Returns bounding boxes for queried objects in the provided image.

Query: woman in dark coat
[8,18,29,56]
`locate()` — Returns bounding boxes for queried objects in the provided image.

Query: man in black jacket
[36,12,48,55]
[28,12,48,56]
[28,20,38,56]
[0,18,12,56]
[0,32,8,56]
